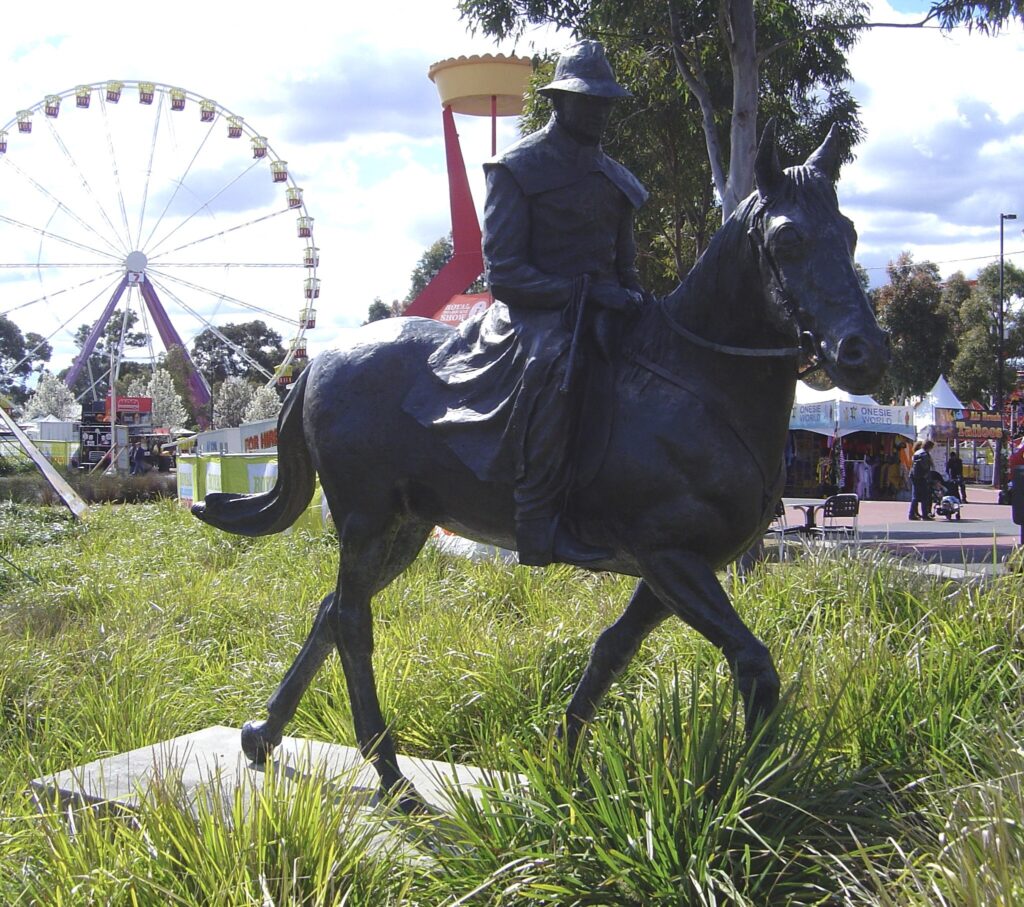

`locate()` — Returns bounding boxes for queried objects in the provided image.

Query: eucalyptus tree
[460,0,865,226]
[873,252,955,402]
[949,260,1024,405]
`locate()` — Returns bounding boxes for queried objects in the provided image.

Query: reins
[652,199,826,376]
[657,302,801,358]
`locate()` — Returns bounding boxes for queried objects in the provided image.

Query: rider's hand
[589,282,642,312]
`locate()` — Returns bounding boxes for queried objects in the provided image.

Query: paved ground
[780,485,1021,580]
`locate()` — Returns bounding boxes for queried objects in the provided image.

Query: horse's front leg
[242,592,336,763]
[562,580,670,755]
[638,548,780,738]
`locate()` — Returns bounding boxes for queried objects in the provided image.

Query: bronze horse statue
[193,124,888,803]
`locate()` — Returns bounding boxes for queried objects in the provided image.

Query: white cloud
[0,0,555,374]
[13,0,1019,379]
[841,1,1024,283]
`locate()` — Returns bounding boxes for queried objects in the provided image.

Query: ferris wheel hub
[125,250,148,280]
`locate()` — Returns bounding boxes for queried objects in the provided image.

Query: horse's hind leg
[240,517,430,771]
[242,592,336,763]
[330,515,432,803]
[562,580,670,755]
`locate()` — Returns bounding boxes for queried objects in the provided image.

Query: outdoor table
[791,502,825,533]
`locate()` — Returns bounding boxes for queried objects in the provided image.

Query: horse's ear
[754,119,784,201]
[806,123,842,183]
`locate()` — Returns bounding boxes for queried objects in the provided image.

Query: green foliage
[928,0,1024,32]
[2,508,1024,903]
[364,296,394,324]
[402,233,487,308]
[146,366,189,431]
[191,320,285,386]
[0,314,52,405]
[948,260,1024,405]
[242,383,283,424]
[213,376,255,428]
[23,372,80,421]
[161,343,203,428]
[873,252,956,402]
[461,0,865,229]
[61,307,149,401]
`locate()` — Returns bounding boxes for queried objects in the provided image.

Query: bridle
[655,197,821,375]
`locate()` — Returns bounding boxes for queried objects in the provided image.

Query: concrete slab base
[30,725,517,822]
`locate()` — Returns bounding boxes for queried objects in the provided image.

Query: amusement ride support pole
[996,212,1017,488]
[491,94,497,156]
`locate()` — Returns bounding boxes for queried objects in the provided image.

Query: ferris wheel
[0,80,319,420]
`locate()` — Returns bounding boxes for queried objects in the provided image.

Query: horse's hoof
[379,778,431,816]
[241,720,282,764]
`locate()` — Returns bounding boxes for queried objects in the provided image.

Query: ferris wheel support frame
[138,276,211,415]
[64,274,128,389]
[63,273,212,422]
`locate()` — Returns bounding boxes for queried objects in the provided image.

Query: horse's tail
[191,366,315,537]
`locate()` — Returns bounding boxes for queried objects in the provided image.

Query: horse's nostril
[837,336,869,369]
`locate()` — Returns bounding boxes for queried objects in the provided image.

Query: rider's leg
[513,352,610,567]
[514,388,610,565]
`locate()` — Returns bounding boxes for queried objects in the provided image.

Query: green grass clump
[1,503,1023,904]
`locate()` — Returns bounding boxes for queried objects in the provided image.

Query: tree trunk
[668,0,759,222]
[722,0,759,220]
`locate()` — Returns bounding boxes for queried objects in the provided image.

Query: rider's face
[551,92,614,146]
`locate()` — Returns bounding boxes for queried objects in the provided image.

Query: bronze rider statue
[482,40,648,567]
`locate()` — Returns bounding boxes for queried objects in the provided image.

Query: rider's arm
[482,164,575,310]
[616,206,643,294]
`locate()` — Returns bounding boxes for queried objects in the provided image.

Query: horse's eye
[771,223,804,255]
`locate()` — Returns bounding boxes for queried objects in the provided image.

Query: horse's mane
[669,164,840,317]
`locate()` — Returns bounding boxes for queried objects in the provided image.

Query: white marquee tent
[912,374,966,435]
[790,381,916,438]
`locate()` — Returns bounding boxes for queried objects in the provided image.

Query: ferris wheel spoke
[147,274,276,380]
[134,92,164,251]
[145,158,263,257]
[1,272,124,377]
[132,283,158,370]
[152,262,304,268]
[65,275,130,388]
[0,213,123,262]
[0,263,117,268]
[1,155,124,258]
[98,94,135,251]
[148,207,292,265]
[140,117,217,252]
[0,266,122,317]
[147,266,300,326]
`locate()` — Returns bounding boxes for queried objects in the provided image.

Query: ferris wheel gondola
[0,80,319,423]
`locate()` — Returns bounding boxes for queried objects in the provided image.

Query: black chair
[765,499,789,559]
[814,493,860,544]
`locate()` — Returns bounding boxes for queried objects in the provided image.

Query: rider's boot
[553,517,612,565]
[516,515,610,567]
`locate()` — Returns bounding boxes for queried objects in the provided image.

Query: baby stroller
[931,472,962,521]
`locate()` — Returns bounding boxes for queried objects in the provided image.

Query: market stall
[787,382,916,498]
[911,375,996,483]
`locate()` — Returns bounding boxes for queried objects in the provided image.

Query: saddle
[401,302,615,491]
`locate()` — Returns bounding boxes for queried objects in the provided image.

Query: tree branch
[667,0,728,202]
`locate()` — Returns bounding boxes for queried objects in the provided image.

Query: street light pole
[996,212,1017,489]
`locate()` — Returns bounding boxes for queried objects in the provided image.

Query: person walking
[909,439,935,520]
[946,448,966,503]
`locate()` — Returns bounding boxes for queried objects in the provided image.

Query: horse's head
[748,121,889,394]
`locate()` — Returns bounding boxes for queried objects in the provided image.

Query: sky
[0,0,1020,374]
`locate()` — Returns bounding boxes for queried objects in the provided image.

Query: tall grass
[1,501,1022,903]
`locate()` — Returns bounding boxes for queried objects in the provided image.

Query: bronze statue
[481,40,647,566]
[193,44,888,809]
